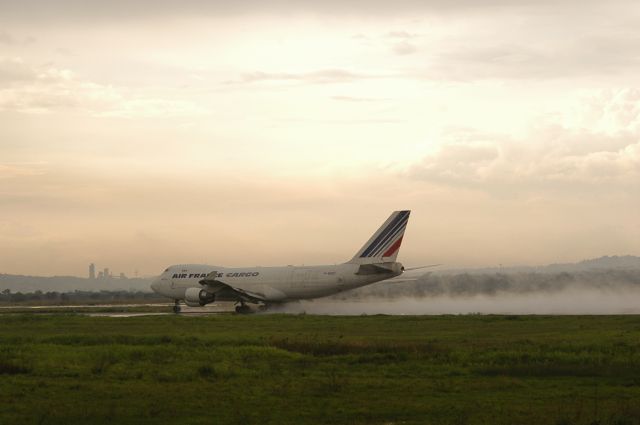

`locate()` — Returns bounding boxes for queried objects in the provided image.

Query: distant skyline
[1,0,639,276]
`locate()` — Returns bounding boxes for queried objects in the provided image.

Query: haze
[1,0,639,277]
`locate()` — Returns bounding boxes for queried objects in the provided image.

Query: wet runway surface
[0,303,173,310]
[5,296,640,316]
[87,306,235,317]
[0,302,237,317]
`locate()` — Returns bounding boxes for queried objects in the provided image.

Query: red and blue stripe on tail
[349,210,410,264]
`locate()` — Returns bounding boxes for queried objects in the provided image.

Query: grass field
[1,314,639,425]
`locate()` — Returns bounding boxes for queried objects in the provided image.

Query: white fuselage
[151,262,401,303]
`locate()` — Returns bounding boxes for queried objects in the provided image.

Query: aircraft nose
[150,279,161,293]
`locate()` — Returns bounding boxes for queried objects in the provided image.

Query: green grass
[1,314,640,424]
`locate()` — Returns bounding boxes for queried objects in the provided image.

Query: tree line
[0,289,165,304]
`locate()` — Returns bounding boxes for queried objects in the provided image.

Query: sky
[1,0,639,277]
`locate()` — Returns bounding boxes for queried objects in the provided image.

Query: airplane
[151,210,421,313]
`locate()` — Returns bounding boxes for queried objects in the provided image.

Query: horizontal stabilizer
[355,263,403,275]
[404,264,441,271]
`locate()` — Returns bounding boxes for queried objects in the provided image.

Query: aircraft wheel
[173,301,181,314]
[235,304,252,314]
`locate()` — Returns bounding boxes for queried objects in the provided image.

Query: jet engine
[184,287,215,306]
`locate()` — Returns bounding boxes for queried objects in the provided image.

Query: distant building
[104,268,109,279]
[89,263,95,280]
[97,271,104,279]
[119,272,127,279]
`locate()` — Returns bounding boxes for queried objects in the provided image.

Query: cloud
[391,41,418,55]
[408,89,640,195]
[422,34,640,81]
[0,163,46,179]
[230,69,372,85]
[0,220,40,239]
[0,30,34,46]
[386,31,419,39]
[0,57,38,83]
[577,88,640,133]
[330,95,386,102]
[411,136,640,188]
[0,58,206,117]
[0,30,16,45]
[0,0,627,23]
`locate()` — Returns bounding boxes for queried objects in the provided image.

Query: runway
[87,304,235,317]
[0,303,173,310]
[0,302,236,317]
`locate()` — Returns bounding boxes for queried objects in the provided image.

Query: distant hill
[0,274,154,293]
[565,255,640,270]
[437,255,640,275]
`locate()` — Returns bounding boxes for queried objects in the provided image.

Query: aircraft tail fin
[348,210,410,264]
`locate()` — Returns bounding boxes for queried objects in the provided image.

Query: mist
[268,261,640,315]
[268,288,640,315]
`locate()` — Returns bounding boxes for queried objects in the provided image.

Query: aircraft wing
[198,272,267,303]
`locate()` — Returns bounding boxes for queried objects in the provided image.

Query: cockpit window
[164,268,170,272]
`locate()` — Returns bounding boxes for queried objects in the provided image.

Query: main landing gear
[234,301,269,314]
[235,302,252,315]
[173,300,181,314]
